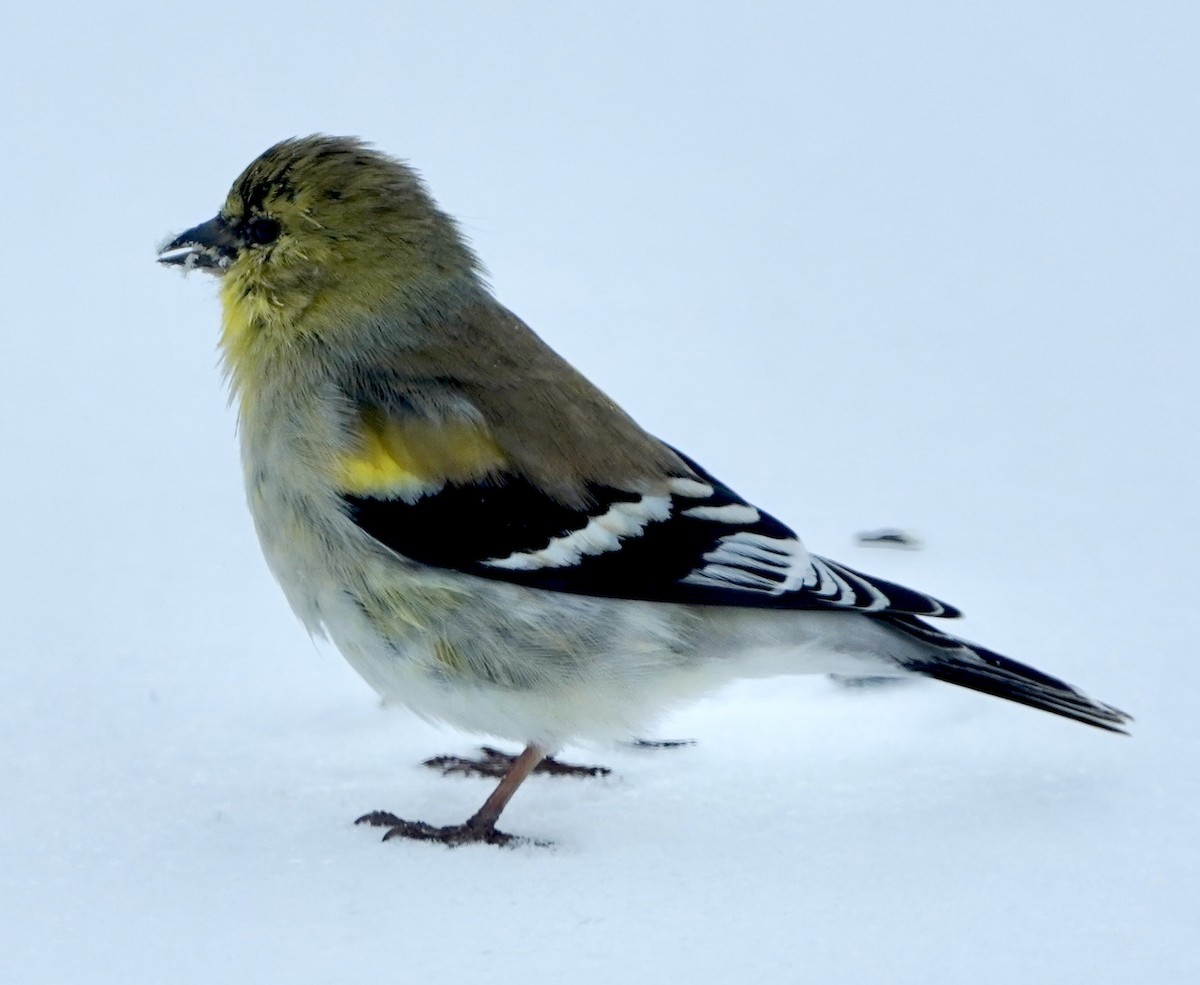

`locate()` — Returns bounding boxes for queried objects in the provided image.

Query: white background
[1,2,1196,982]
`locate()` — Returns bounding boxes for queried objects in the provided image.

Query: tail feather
[885,615,1132,734]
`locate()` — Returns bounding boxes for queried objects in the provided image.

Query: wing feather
[342,443,959,618]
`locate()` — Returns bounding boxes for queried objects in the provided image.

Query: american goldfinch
[159,135,1129,846]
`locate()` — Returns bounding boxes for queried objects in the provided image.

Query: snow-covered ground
[2,3,1196,982]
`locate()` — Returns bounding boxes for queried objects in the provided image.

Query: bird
[158,135,1130,846]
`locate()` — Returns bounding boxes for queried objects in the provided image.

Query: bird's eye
[247,217,282,246]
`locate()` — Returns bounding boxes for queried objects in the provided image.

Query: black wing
[343,448,959,617]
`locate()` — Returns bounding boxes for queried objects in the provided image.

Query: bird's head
[159,135,481,342]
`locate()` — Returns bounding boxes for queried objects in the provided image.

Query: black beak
[157,215,240,271]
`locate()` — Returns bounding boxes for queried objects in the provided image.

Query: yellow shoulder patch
[335,408,506,496]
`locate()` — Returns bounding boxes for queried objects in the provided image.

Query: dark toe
[356,811,533,847]
[422,745,611,779]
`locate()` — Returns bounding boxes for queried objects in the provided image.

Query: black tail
[885,614,1132,734]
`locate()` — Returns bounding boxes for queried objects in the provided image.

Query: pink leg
[356,743,549,846]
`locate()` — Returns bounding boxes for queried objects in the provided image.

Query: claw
[358,742,552,847]
[422,745,611,779]
[354,810,541,847]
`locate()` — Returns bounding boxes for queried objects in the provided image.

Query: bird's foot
[422,745,611,779]
[626,737,696,749]
[828,673,912,689]
[354,810,541,847]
